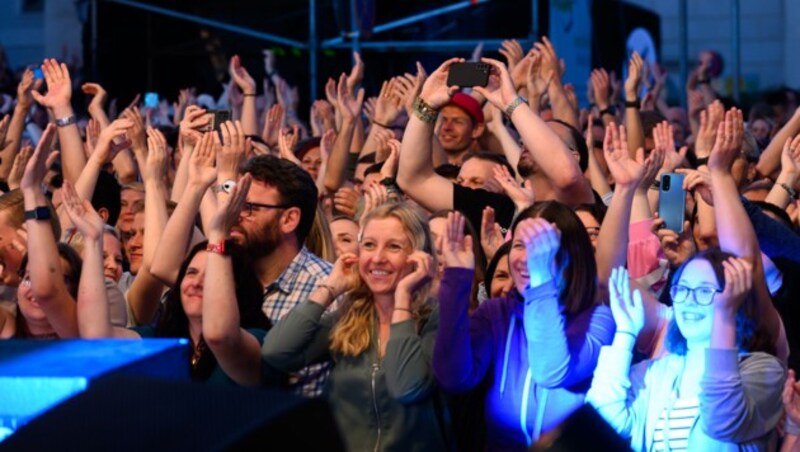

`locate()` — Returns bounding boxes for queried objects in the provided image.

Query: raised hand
[396,251,435,298]
[590,68,611,110]
[695,100,725,159]
[363,183,390,215]
[20,123,56,192]
[480,206,504,262]
[533,36,561,85]
[373,78,403,127]
[333,186,359,218]
[492,164,535,211]
[603,122,646,188]
[8,145,33,190]
[0,114,9,147]
[62,181,105,240]
[678,168,714,206]
[188,132,218,188]
[380,138,401,179]
[471,58,518,112]
[653,120,688,174]
[208,173,252,238]
[218,120,247,178]
[229,55,256,95]
[624,51,644,101]
[499,39,524,71]
[336,72,365,122]
[516,218,560,289]
[82,83,107,117]
[419,58,464,110]
[652,217,695,268]
[708,108,744,174]
[783,369,800,426]
[145,126,168,183]
[779,134,800,180]
[261,104,284,148]
[179,105,208,147]
[121,106,147,152]
[442,211,475,270]
[30,59,72,111]
[715,257,753,316]
[16,69,42,110]
[526,51,553,106]
[346,52,365,95]
[324,77,339,112]
[92,118,133,164]
[321,253,360,300]
[277,125,301,165]
[608,267,645,337]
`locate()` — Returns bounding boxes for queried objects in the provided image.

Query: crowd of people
[0,35,799,451]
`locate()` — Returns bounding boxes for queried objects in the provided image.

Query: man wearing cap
[438,92,486,165]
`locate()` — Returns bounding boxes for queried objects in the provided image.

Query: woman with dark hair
[587,252,782,450]
[484,241,513,300]
[62,179,277,386]
[434,205,614,450]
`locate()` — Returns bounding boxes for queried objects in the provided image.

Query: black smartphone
[658,173,686,233]
[201,110,231,132]
[447,62,491,87]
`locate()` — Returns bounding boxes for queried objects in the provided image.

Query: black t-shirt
[452,184,516,239]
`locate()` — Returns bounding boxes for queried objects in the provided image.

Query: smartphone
[447,62,490,87]
[33,68,44,80]
[144,92,159,108]
[200,109,231,133]
[658,173,686,233]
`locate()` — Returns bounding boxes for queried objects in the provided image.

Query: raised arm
[701,257,783,441]
[82,83,137,184]
[126,128,169,325]
[623,52,646,158]
[595,123,648,287]
[171,105,208,202]
[323,73,363,194]
[31,59,86,184]
[229,55,258,136]
[537,37,579,129]
[0,70,41,181]
[396,58,462,212]
[518,218,614,388]
[473,58,593,206]
[708,108,785,358]
[758,107,800,179]
[203,175,264,386]
[19,124,78,338]
[764,135,800,209]
[151,132,217,286]
[61,182,138,339]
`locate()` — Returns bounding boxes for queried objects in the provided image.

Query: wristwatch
[206,239,234,255]
[55,115,77,128]
[24,206,51,221]
[215,179,237,194]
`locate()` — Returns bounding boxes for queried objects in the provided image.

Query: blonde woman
[262,202,449,451]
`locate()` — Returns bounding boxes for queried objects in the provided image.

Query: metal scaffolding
[103,0,538,101]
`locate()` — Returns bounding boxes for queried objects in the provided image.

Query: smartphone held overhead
[658,173,686,233]
[447,62,491,88]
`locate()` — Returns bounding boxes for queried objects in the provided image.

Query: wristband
[695,156,709,167]
[317,283,337,301]
[243,93,256,97]
[779,182,798,200]
[24,206,51,221]
[394,307,414,315]
[624,99,640,109]
[599,106,616,117]
[412,97,438,123]
[371,119,392,129]
[206,239,234,255]
[504,96,527,118]
[615,330,638,341]
[55,115,76,128]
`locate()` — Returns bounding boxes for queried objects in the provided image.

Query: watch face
[221,181,237,193]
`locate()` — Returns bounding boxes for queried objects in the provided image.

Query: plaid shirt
[262,247,333,397]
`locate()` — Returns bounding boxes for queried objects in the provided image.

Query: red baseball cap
[446,92,484,124]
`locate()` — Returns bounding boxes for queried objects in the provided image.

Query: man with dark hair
[91,171,122,227]
[234,155,332,397]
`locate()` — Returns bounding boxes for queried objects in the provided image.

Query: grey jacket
[586,346,784,451]
[262,300,449,452]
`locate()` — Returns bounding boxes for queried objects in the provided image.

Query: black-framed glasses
[669,285,721,306]
[242,201,290,217]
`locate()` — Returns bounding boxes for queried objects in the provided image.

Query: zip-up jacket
[434,267,614,451]
[262,300,448,451]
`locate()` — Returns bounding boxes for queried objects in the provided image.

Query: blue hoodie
[434,268,615,451]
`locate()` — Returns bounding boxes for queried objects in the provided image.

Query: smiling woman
[262,201,450,451]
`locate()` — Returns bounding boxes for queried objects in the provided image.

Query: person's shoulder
[299,248,333,275]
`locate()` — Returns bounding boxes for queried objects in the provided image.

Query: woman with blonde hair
[262,202,449,451]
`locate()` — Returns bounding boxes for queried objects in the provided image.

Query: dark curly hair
[156,241,270,380]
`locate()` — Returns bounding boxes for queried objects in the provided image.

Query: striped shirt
[652,397,699,451]
[262,247,333,397]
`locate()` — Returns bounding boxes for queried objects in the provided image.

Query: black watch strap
[24,206,51,221]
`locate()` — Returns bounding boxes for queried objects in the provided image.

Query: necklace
[190,336,207,369]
